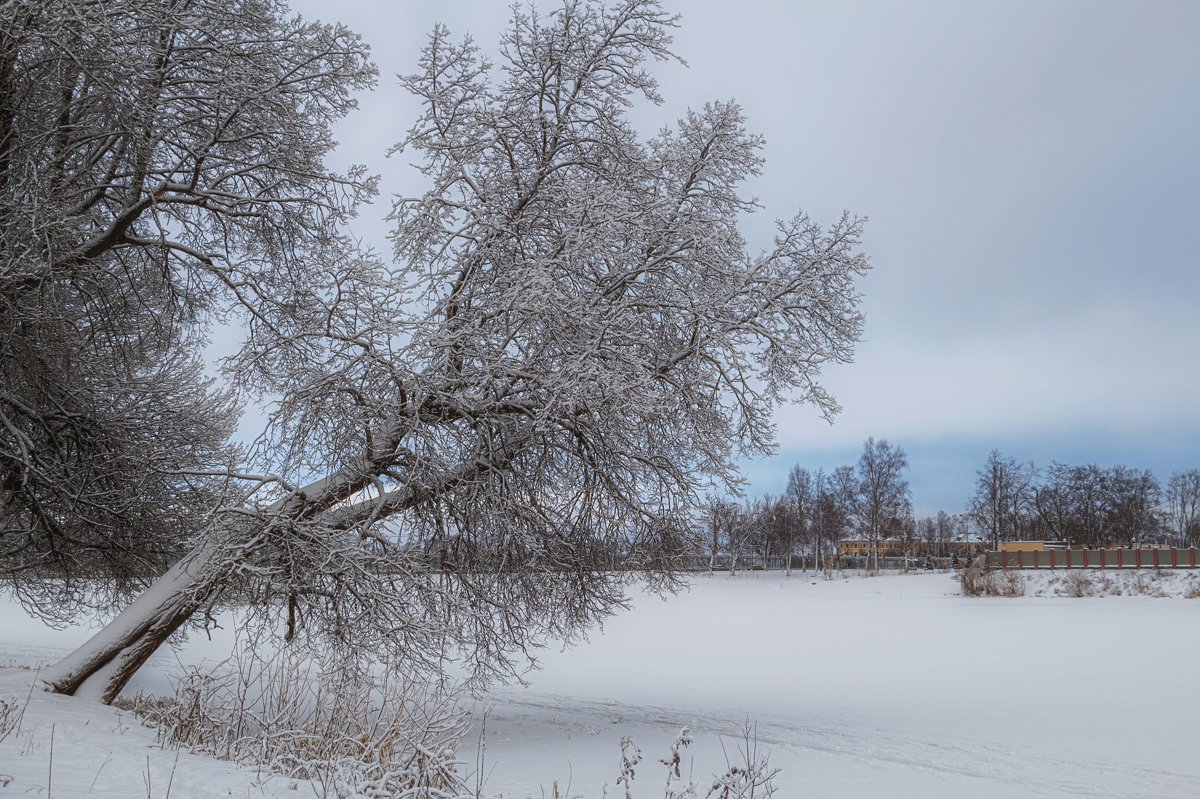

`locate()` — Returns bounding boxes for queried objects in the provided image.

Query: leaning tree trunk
[37,540,225,704]
[35,431,465,704]
[34,443,383,703]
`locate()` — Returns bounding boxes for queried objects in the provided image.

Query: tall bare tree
[10,0,871,703]
[826,464,858,564]
[855,438,909,572]
[1035,463,1112,548]
[700,495,738,573]
[784,465,814,572]
[1106,466,1161,546]
[968,450,1036,550]
[811,467,829,569]
[1166,469,1200,547]
[934,510,958,557]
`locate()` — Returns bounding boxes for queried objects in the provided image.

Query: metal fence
[985,548,1199,569]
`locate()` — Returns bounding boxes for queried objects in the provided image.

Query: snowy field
[2,570,1198,798]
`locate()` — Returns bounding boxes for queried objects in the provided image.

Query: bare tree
[934,510,958,557]
[748,496,774,570]
[1035,463,1164,549]
[1106,466,1162,546]
[895,511,917,569]
[968,450,1036,550]
[916,516,938,559]
[855,438,909,572]
[826,464,858,566]
[1166,469,1200,548]
[1035,463,1114,548]
[724,501,755,575]
[773,495,802,573]
[811,467,829,568]
[700,495,738,573]
[15,0,871,704]
[784,465,814,572]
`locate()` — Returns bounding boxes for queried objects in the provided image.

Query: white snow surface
[2,570,1198,798]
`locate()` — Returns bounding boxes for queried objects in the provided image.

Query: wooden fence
[986,548,1199,569]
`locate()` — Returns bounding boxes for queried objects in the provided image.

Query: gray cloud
[289,0,1200,512]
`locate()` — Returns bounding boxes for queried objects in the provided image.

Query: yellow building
[997,541,1065,552]
[837,539,985,558]
[998,541,1045,552]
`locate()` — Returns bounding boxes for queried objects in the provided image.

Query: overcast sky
[289,0,1200,517]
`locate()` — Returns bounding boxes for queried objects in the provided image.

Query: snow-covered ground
[2,570,1198,798]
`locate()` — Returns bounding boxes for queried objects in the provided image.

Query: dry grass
[603,723,779,799]
[119,643,473,798]
[0,678,34,746]
[117,640,781,799]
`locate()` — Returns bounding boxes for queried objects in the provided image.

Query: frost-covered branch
[13,0,871,704]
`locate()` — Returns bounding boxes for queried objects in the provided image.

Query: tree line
[966,451,1199,551]
[702,437,911,573]
[713,442,1200,572]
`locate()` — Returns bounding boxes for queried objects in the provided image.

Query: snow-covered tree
[1,0,374,614]
[11,0,871,704]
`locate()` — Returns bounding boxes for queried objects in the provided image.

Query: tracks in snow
[482,690,1197,799]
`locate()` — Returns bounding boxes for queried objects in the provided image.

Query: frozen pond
[2,570,1197,798]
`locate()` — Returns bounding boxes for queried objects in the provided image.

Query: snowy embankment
[2,571,1198,798]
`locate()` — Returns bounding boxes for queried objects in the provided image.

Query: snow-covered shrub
[958,558,997,597]
[704,723,779,799]
[121,642,473,798]
[998,570,1026,597]
[1059,571,1095,598]
[1123,570,1171,597]
[959,558,1027,597]
[1129,571,1152,596]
